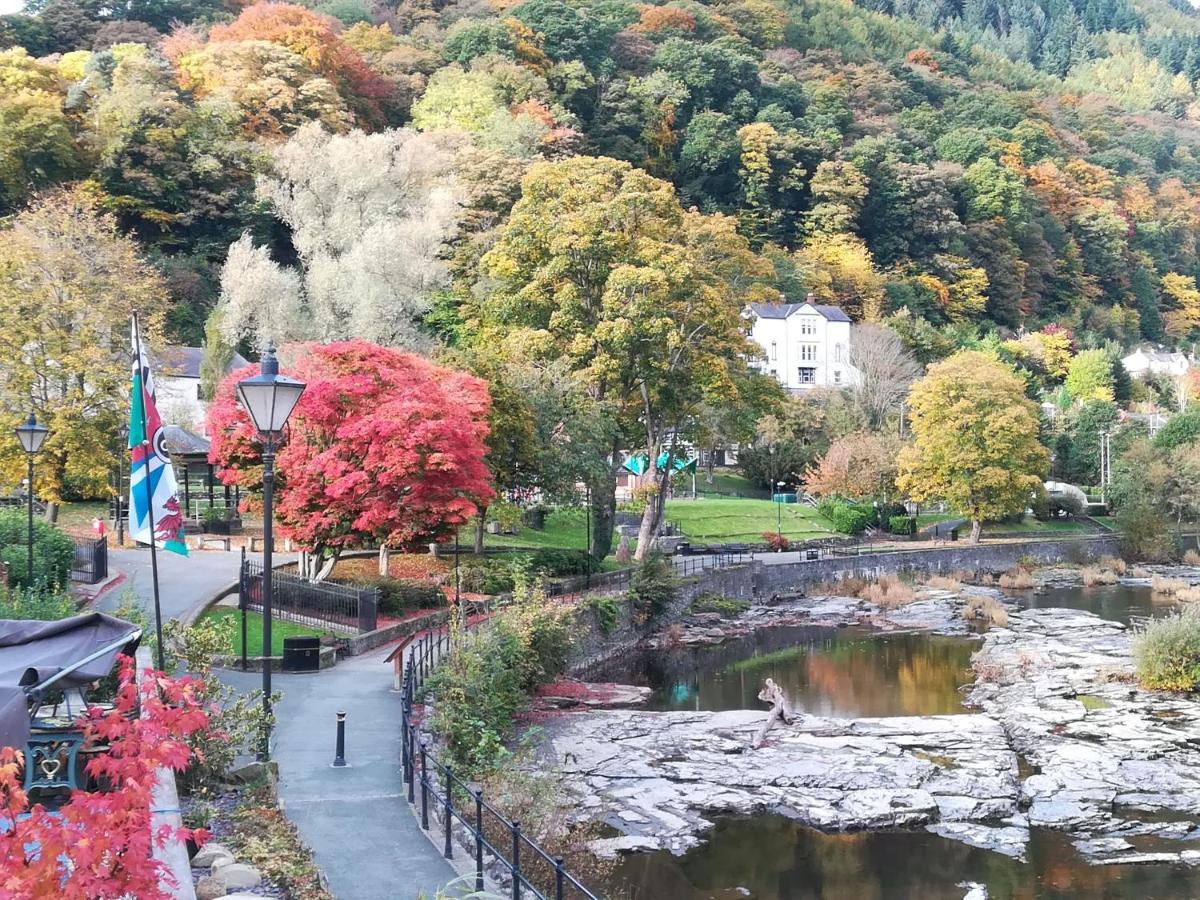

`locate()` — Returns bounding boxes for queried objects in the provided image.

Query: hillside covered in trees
[7,0,1200,350]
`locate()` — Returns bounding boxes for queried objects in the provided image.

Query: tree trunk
[378,545,389,577]
[589,444,621,560]
[751,678,794,748]
[44,501,58,524]
[705,447,716,485]
[473,504,487,555]
[634,465,673,561]
[969,519,982,543]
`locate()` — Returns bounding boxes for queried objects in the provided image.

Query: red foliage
[905,48,939,71]
[635,5,696,33]
[208,3,397,125]
[762,530,791,551]
[0,658,211,899]
[208,340,494,554]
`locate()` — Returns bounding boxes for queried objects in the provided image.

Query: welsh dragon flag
[129,318,188,556]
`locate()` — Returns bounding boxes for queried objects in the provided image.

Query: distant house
[154,347,250,434]
[745,298,859,392]
[1121,347,1190,380]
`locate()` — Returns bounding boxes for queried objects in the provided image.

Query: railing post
[474,788,485,892]
[555,857,565,900]
[512,821,522,900]
[420,742,430,830]
[407,727,416,804]
[443,767,454,859]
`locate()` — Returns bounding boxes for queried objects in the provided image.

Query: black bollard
[332,710,347,767]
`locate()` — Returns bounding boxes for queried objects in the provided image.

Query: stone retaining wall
[568,536,1120,672]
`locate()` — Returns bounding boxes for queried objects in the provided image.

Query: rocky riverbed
[549,573,1200,877]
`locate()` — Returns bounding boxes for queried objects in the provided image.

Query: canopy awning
[622,453,699,476]
[0,614,141,750]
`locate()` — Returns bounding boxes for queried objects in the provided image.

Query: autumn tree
[208,340,493,579]
[0,48,77,212]
[896,350,1049,542]
[215,123,461,349]
[1064,348,1115,403]
[477,156,773,558]
[845,323,921,430]
[0,188,166,507]
[804,431,901,502]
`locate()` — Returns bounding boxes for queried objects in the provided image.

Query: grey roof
[162,425,211,457]
[156,346,250,380]
[811,304,851,323]
[747,302,851,322]
[748,303,804,319]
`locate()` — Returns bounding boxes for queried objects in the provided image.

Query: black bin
[282,636,321,672]
[806,549,819,561]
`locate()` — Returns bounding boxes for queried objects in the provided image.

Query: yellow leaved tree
[896,351,1049,543]
[0,188,166,509]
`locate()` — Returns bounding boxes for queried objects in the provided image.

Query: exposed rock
[959,882,988,900]
[535,680,652,710]
[588,835,662,859]
[213,863,262,890]
[195,875,227,900]
[192,842,235,869]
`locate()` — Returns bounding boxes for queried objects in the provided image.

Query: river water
[598,582,1200,899]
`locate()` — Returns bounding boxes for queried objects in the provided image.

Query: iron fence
[240,556,377,634]
[401,634,601,900]
[70,536,108,584]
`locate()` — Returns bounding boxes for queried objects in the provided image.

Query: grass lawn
[665,497,836,542]
[983,517,1089,534]
[916,512,960,527]
[201,607,337,656]
[472,508,613,552]
[52,500,109,537]
[1092,515,1118,530]
[693,472,769,500]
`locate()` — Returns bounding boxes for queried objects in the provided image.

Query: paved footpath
[217,646,458,900]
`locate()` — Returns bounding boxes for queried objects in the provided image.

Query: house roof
[156,346,250,380]
[747,302,852,322]
[162,425,211,457]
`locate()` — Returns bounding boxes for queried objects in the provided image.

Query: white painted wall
[748,303,858,391]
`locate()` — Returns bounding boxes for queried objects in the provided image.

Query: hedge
[0,509,74,589]
[817,499,873,535]
[337,575,444,616]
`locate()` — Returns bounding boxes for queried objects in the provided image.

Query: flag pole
[132,311,166,672]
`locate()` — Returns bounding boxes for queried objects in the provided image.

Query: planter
[205,520,231,535]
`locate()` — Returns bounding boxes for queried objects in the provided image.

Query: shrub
[0,509,74,589]
[1117,502,1178,563]
[1099,556,1128,576]
[998,567,1035,589]
[924,575,962,592]
[429,577,572,775]
[628,552,678,622]
[526,549,598,578]
[1185,549,1200,566]
[1151,576,1190,596]
[0,584,76,620]
[689,593,750,618]
[888,515,916,535]
[1134,607,1200,691]
[864,574,915,609]
[582,595,622,633]
[1081,566,1118,586]
[817,499,873,534]
[963,596,1008,626]
[459,560,517,595]
[353,576,444,615]
[762,530,791,551]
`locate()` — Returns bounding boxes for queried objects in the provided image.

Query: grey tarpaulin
[0,613,141,750]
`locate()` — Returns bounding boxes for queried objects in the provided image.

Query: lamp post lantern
[236,344,305,760]
[14,413,49,587]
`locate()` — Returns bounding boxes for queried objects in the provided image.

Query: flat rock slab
[550,708,1019,855]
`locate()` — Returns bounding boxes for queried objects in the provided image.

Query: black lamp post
[14,413,49,588]
[236,345,305,761]
[775,480,786,537]
[585,483,591,588]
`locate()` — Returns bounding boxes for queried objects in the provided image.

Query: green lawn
[916,513,960,527]
[471,508,607,552]
[1093,515,1118,530]
[983,517,1089,534]
[693,472,769,500]
[201,608,336,656]
[665,497,836,542]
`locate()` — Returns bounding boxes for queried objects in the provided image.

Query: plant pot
[206,520,231,535]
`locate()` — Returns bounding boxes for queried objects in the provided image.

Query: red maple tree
[208,340,494,564]
[0,657,211,899]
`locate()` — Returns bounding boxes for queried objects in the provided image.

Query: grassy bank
[201,608,336,656]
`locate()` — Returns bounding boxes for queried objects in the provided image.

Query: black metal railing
[240,556,377,633]
[401,626,601,900]
[70,536,108,584]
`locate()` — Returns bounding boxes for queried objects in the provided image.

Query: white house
[154,346,250,434]
[1121,347,1190,380]
[745,299,859,392]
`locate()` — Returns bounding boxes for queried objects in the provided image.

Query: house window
[799,318,817,336]
[834,344,843,362]
[798,344,817,361]
[833,370,842,384]
[770,341,777,361]
[798,367,816,384]
[769,369,777,377]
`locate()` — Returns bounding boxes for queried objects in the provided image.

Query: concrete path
[97,547,295,624]
[217,646,458,900]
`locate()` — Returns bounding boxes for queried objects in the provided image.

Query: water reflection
[1016,584,1176,625]
[612,816,1200,900]
[588,626,976,718]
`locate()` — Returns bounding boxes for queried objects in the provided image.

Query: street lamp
[775,480,786,537]
[236,345,305,761]
[14,413,49,587]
